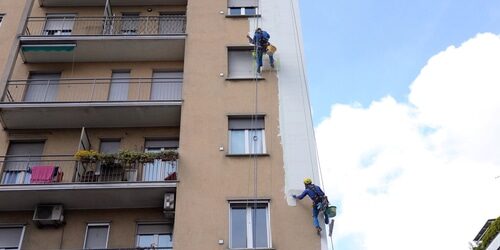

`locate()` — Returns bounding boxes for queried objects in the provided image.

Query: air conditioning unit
[33,204,64,227]
[164,193,175,211]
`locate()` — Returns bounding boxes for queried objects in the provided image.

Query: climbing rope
[288,0,335,248]
[249,3,262,248]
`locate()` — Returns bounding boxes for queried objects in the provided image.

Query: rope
[288,0,335,248]
[249,3,262,248]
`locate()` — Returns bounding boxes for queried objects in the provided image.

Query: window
[24,73,60,102]
[109,71,130,101]
[121,13,139,35]
[43,14,75,35]
[136,223,173,249]
[229,201,270,249]
[151,72,183,101]
[228,47,256,78]
[0,226,25,250]
[99,139,121,154]
[1,141,44,184]
[228,7,258,16]
[143,139,178,181]
[228,116,265,155]
[227,0,259,16]
[83,223,109,249]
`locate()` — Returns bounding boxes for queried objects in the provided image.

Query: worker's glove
[292,195,297,199]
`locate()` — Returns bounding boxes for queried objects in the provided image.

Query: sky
[299,1,500,249]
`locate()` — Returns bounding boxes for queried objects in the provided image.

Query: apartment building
[0,0,324,249]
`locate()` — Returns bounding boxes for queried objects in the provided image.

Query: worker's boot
[316,226,322,236]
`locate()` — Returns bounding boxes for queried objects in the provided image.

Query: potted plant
[117,150,141,167]
[158,150,178,161]
[74,150,99,163]
[98,153,118,167]
[138,152,157,163]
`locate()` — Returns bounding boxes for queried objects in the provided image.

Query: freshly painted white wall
[250,0,327,248]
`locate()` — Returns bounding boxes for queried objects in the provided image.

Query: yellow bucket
[266,44,277,55]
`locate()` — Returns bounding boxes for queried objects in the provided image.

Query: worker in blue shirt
[293,178,330,235]
[247,28,275,73]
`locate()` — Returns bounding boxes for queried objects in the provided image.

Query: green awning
[22,44,76,52]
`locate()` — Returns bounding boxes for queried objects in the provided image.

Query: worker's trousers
[257,49,274,72]
[312,204,329,229]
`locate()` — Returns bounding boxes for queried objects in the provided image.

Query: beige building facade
[0,0,325,249]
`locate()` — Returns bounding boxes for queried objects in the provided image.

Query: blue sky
[300,0,500,125]
[299,1,500,249]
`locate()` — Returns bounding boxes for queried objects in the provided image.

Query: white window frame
[228,129,266,154]
[228,115,267,155]
[83,223,110,250]
[0,225,26,250]
[135,223,173,249]
[228,200,271,249]
[227,7,258,16]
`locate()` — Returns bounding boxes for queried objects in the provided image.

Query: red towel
[31,166,55,184]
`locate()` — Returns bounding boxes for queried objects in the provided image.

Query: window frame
[227,7,259,17]
[98,139,121,154]
[228,200,271,249]
[43,13,76,36]
[83,223,110,250]
[135,222,174,249]
[0,225,26,250]
[227,46,264,80]
[1,140,45,185]
[228,116,267,155]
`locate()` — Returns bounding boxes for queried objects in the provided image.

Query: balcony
[0,154,178,211]
[0,77,182,129]
[39,0,187,7]
[20,15,186,63]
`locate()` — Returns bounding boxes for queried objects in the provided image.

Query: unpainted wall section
[0,208,169,250]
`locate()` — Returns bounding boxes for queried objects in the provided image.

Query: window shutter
[151,72,183,100]
[145,140,179,149]
[45,15,74,31]
[228,0,258,7]
[85,225,109,249]
[0,227,23,248]
[137,224,173,234]
[5,142,44,171]
[25,73,60,102]
[99,140,120,154]
[228,50,255,78]
[229,117,264,129]
[109,72,130,101]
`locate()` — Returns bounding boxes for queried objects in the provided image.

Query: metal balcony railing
[23,15,186,37]
[0,154,178,185]
[2,78,183,103]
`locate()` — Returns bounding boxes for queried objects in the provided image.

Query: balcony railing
[23,15,186,37]
[2,78,182,103]
[0,154,178,185]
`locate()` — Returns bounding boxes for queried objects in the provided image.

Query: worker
[246,28,275,73]
[293,178,330,235]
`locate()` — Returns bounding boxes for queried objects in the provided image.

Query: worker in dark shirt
[293,178,330,235]
[247,28,275,73]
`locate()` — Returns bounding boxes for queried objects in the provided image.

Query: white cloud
[316,33,500,250]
